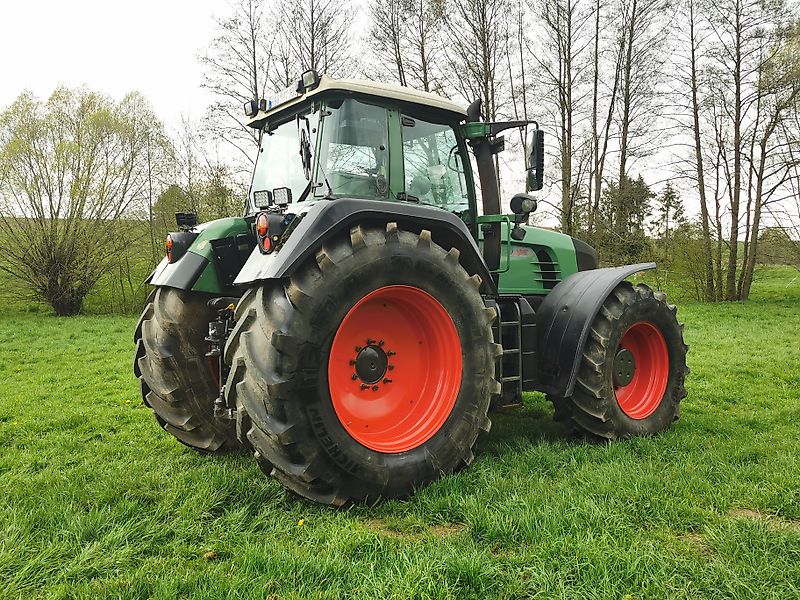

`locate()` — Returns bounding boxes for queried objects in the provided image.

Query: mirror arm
[488,120,539,136]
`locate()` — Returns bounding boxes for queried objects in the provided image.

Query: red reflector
[256,213,269,237]
[261,236,272,252]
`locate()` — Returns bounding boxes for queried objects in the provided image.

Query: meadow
[0,267,798,599]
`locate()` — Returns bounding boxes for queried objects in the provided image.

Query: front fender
[534,262,656,397]
[233,198,496,294]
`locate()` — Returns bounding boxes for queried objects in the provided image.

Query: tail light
[165,231,199,263]
[256,212,275,253]
[256,213,269,237]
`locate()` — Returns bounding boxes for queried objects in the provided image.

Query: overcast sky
[0,0,221,125]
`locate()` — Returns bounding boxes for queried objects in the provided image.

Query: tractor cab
[244,72,474,220]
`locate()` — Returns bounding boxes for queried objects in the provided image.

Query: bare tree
[615,0,671,183]
[669,0,717,300]
[444,0,511,182]
[200,0,276,164]
[739,19,800,298]
[528,0,594,234]
[275,0,354,83]
[444,0,510,122]
[403,0,445,92]
[703,0,796,299]
[367,0,408,86]
[587,0,627,239]
[366,0,444,92]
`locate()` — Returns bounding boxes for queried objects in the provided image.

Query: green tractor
[134,72,688,506]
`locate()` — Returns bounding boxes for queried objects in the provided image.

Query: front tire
[549,282,688,440]
[134,288,240,453]
[224,224,499,505]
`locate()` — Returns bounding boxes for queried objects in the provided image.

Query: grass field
[1,267,799,599]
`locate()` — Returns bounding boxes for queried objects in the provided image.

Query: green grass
[1,268,799,599]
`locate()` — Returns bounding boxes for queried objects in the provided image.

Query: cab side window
[401,116,468,212]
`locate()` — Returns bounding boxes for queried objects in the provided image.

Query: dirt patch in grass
[364,518,465,540]
[676,532,715,557]
[728,508,800,532]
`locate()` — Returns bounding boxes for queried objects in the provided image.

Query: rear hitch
[205,297,239,420]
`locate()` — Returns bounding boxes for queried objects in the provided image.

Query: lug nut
[360,383,369,390]
[372,385,379,391]
[387,350,396,357]
[355,345,362,352]
[387,365,394,370]
[367,338,377,345]
[383,378,392,384]
[378,340,384,347]
[349,359,356,365]
[351,374,358,380]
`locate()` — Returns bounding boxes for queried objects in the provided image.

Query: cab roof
[245,75,467,128]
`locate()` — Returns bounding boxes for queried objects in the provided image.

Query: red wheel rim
[328,285,462,453]
[614,321,669,420]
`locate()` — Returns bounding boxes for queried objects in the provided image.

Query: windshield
[315,98,389,199]
[248,112,317,212]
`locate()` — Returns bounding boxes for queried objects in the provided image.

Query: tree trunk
[688,0,715,301]
[725,8,743,301]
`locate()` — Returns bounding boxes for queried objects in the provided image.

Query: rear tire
[224,224,499,505]
[548,282,688,440]
[134,288,240,453]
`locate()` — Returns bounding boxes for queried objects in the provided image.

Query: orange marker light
[256,213,269,237]
[166,235,173,262]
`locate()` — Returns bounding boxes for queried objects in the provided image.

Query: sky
[0,0,221,125]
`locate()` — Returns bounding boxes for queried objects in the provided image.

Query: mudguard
[234,197,497,294]
[534,262,656,397]
[147,217,253,294]
[147,252,208,290]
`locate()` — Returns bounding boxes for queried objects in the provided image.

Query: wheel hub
[354,344,388,384]
[613,348,635,387]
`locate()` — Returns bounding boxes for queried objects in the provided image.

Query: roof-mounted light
[296,69,320,93]
[244,99,259,117]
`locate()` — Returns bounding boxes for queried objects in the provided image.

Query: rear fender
[147,217,253,294]
[534,262,656,397]
[233,198,497,294]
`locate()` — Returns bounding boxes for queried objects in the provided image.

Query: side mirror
[526,129,544,192]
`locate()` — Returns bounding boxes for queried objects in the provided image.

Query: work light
[272,187,292,207]
[253,189,271,209]
[297,69,320,93]
[243,99,259,117]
